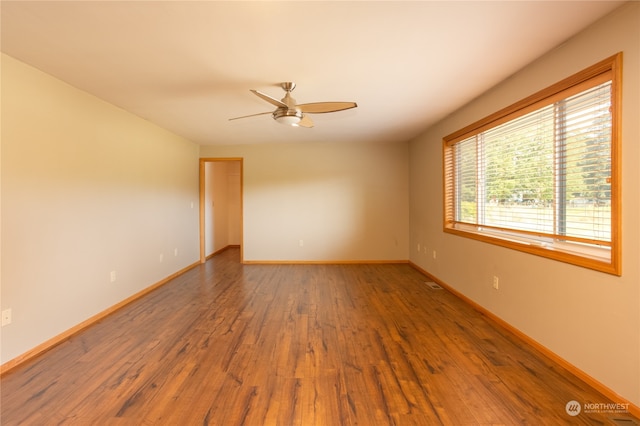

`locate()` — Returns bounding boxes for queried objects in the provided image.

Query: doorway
[199,158,243,263]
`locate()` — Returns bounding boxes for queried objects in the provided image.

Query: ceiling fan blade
[228,111,273,121]
[250,89,288,108]
[298,102,358,114]
[298,115,314,128]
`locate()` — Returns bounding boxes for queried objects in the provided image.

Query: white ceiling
[1,1,625,146]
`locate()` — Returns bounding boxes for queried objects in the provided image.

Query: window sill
[444,223,619,276]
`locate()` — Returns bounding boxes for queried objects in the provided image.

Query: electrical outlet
[432,250,437,259]
[110,271,117,283]
[299,239,304,247]
[417,243,421,252]
[2,309,12,326]
[174,248,178,257]
[493,276,499,290]
[159,253,164,263]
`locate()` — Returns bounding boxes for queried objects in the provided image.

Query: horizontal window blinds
[443,53,621,275]
[449,80,612,246]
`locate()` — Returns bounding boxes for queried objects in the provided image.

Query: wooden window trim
[443,53,622,275]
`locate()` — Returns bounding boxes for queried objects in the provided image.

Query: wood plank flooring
[1,248,637,425]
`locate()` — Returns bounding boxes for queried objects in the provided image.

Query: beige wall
[200,141,410,262]
[409,2,640,407]
[0,54,201,364]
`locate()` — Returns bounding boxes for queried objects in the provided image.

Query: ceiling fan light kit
[273,109,303,126]
[229,82,357,128]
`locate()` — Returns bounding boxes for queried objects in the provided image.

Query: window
[443,53,621,275]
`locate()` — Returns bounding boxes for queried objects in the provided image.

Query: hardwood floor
[1,248,637,425]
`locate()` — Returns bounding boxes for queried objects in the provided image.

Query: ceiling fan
[229,82,357,128]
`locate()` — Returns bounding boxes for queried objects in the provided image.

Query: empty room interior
[1,1,639,424]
